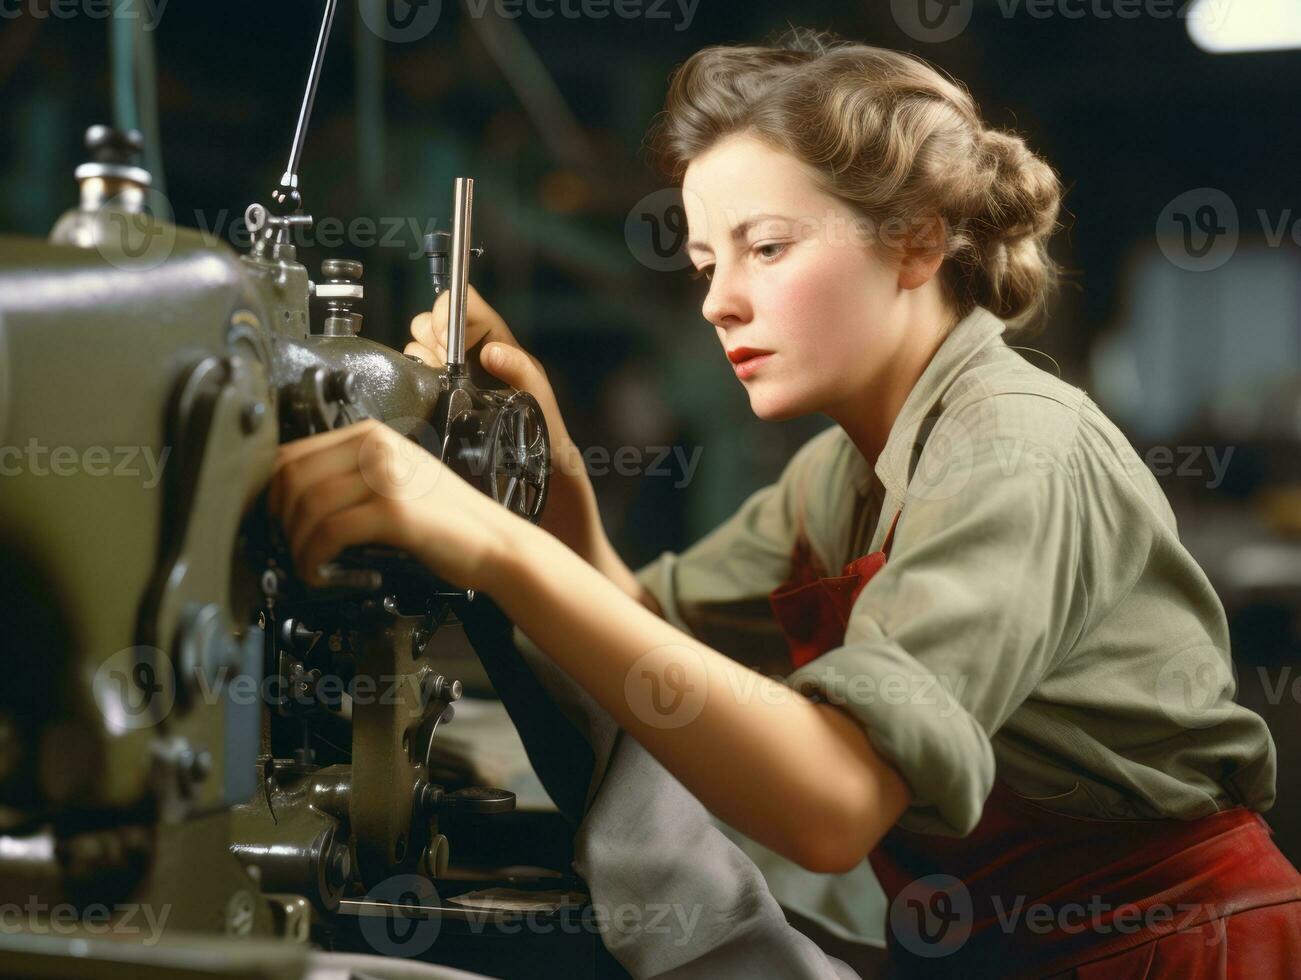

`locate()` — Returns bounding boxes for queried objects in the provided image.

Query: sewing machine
[0,4,596,976]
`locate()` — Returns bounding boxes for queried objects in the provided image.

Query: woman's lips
[732,352,773,380]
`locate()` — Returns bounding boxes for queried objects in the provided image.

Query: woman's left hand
[267,418,517,592]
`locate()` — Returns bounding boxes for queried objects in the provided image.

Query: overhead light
[1188,0,1301,54]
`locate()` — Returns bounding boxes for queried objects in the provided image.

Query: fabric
[1049,902,1301,980]
[505,621,862,979]
[634,305,1277,839]
[769,510,902,669]
[868,778,1301,978]
[465,594,861,977]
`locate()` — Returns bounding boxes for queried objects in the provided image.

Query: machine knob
[322,258,363,281]
[318,259,364,336]
[422,232,483,297]
[423,232,451,295]
[84,125,145,166]
[74,124,152,190]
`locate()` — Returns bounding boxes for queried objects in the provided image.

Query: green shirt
[634,306,1277,837]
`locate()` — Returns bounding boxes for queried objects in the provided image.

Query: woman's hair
[646,29,1064,331]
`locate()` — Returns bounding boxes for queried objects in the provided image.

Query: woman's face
[682,133,913,422]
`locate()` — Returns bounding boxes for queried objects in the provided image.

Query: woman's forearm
[483,516,913,872]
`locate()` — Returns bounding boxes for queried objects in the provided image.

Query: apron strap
[881,507,903,557]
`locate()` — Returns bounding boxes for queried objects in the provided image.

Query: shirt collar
[846,306,1008,499]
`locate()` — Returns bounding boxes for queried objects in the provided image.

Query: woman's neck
[826,302,958,469]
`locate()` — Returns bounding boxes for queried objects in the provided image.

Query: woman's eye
[689,265,714,282]
[754,242,788,261]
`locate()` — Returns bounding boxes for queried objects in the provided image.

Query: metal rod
[279,0,339,201]
[354,2,386,204]
[110,2,138,134]
[446,177,474,374]
[132,10,167,199]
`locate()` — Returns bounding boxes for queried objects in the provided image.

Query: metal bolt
[425,834,450,879]
[326,370,356,404]
[241,400,267,434]
[420,673,463,706]
[417,780,444,816]
[421,673,444,704]
[261,568,282,598]
[190,748,213,783]
[325,843,351,889]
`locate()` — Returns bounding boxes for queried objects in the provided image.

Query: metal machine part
[445,177,475,378]
[272,0,339,215]
[0,0,544,950]
[48,125,161,252]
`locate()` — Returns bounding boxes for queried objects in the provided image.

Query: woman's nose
[701,267,750,327]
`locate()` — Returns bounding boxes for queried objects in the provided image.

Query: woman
[269,32,1301,977]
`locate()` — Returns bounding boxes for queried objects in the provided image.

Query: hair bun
[978,128,1061,244]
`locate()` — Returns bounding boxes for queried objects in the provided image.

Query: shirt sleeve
[633,427,841,674]
[788,397,1087,837]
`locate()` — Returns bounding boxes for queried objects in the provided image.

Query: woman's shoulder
[930,337,1180,531]
[941,341,1088,450]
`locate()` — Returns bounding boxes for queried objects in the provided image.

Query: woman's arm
[270,419,909,871]
[484,516,913,873]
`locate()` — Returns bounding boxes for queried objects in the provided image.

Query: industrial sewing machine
[0,5,587,977]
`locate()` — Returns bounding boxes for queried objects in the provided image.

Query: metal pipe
[446,177,474,375]
[279,0,339,203]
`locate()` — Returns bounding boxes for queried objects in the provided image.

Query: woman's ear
[897,215,946,291]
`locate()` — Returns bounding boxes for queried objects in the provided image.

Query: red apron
[769,511,1301,978]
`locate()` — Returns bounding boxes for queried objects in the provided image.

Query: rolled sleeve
[788,400,1086,836]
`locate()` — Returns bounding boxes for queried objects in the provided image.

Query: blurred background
[2,0,1298,900]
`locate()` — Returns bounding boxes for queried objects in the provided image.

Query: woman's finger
[273,418,379,471]
[408,312,445,358]
[273,436,371,531]
[298,500,397,585]
[479,342,547,395]
[404,340,442,368]
[414,284,515,355]
[288,470,374,563]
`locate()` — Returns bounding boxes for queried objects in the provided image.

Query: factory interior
[0,1,1298,977]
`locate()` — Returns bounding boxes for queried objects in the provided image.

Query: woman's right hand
[407,286,568,449]
[406,286,600,558]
